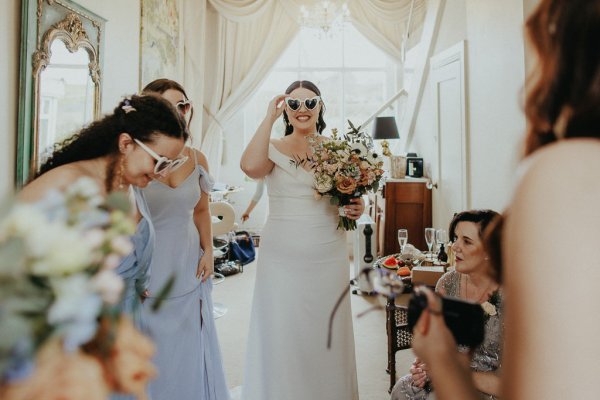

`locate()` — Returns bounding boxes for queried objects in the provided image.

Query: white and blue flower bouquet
[0,178,155,399]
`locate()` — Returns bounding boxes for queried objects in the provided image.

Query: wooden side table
[372,179,432,256]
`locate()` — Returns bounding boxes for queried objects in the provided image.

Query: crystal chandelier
[299,1,350,34]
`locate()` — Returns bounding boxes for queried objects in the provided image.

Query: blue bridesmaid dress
[140,155,230,400]
[112,186,155,400]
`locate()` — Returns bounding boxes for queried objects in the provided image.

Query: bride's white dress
[241,144,359,400]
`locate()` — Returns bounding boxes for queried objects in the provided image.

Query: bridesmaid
[18,94,190,399]
[140,79,230,400]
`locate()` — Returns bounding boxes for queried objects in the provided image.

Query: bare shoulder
[505,138,600,295]
[18,165,85,202]
[190,147,210,171]
[512,139,600,208]
[502,142,600,399]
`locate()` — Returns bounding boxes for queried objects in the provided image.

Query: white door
[430,41,468,233]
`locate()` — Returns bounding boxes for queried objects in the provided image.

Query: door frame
[429,40,469,221]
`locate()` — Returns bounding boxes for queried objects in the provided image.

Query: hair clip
[122,99,137,114]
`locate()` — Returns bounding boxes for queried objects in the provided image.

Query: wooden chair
[386,296,413,393]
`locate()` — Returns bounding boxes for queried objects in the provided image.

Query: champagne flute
[425,227,436,260]
[397,229,408,254]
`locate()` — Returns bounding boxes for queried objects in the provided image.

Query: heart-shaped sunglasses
[134,138,189,176]
[176,99,193,115]
[284,96,321,111]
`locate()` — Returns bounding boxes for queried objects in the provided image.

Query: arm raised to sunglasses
[240,94,287,179]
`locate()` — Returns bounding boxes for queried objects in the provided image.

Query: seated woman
[391,209,502,400]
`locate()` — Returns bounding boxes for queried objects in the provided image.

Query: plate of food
[374,254,417,269]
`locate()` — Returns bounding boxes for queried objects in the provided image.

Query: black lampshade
[372,116,399,140]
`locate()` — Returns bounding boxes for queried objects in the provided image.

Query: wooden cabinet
[369,179,432,256]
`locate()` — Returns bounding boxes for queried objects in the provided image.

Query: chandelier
[299,1,350,34]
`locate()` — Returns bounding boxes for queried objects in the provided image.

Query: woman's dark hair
[448,209,500,244]
[35,94,189,188]
[283,80,326,136]
[524,0,600,156]
[482,214,505,284]
[142,78,194,126]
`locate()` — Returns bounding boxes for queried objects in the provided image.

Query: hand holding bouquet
[294,120,385,230]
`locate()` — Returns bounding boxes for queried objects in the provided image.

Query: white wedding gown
[241,144,359,400]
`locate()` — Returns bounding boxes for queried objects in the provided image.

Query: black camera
[407,291,485,348]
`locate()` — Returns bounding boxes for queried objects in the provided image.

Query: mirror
[17,0,105,186]
[39,39,95,157]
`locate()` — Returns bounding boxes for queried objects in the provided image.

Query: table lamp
[372,116,399,157]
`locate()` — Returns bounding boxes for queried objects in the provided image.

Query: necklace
[464,274,494,303]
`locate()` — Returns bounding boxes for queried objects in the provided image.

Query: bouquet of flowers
[294,120,385,230]
[0,177,155,400]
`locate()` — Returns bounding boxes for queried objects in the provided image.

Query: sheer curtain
[182,0,298,177]
[182,0,425,177]
[348,0,426,61]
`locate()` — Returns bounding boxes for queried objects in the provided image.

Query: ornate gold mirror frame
[17,0,105,186]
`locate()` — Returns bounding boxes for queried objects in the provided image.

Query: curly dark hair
[524,0,600,155]
[35,94,189,188]
[142,78,194,126]
[283,80,327,136]
[482,213,504,284]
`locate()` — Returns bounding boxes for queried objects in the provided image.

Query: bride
[240,80,362,400]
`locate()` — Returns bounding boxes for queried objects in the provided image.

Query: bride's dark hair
[282,80,326,136]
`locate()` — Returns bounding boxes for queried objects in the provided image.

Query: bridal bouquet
[294,120,385,231]
[0,178,155,400]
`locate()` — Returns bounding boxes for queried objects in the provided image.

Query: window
[243,23,399,143]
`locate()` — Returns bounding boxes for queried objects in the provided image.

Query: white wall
[409,0,527,213]
[220,113,267,233]
[408,0,467,180]
[465,0,526,209]
[0,0,140,200]
[0,1,20,199]
[66,0,141,112]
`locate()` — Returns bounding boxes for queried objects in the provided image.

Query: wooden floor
[212,252,414,400]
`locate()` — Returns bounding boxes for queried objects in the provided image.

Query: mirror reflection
[38,39,95,162]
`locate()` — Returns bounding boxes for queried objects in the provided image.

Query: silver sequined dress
[391,270,503,400]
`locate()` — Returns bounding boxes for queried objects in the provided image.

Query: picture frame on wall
[139,0,184,89]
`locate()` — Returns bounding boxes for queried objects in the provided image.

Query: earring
[117,156,125,190]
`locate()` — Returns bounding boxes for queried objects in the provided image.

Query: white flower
[481,301,497,316]
[48,274,103,351]
[365,149,381,164]
[110,235,134,256]
[28,223,95,276]
[0,205,48,237]
[66,177,103,207]
[83,228,106,249]
[350,142,369,156]
[91,269,124,305]
[103,253,122,270]
[314,174,334,193]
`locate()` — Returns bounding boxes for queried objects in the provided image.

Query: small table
[210,186,243,202]
[386,293,412,393]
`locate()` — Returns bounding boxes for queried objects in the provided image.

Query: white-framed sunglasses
[285,96,321,111]
[176,99,193,115]
[133,138,189,175]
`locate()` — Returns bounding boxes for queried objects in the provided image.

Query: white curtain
[182,0,425,177]
[182,0,207,148]
[183,0,299,177]
[348,0,427,61]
